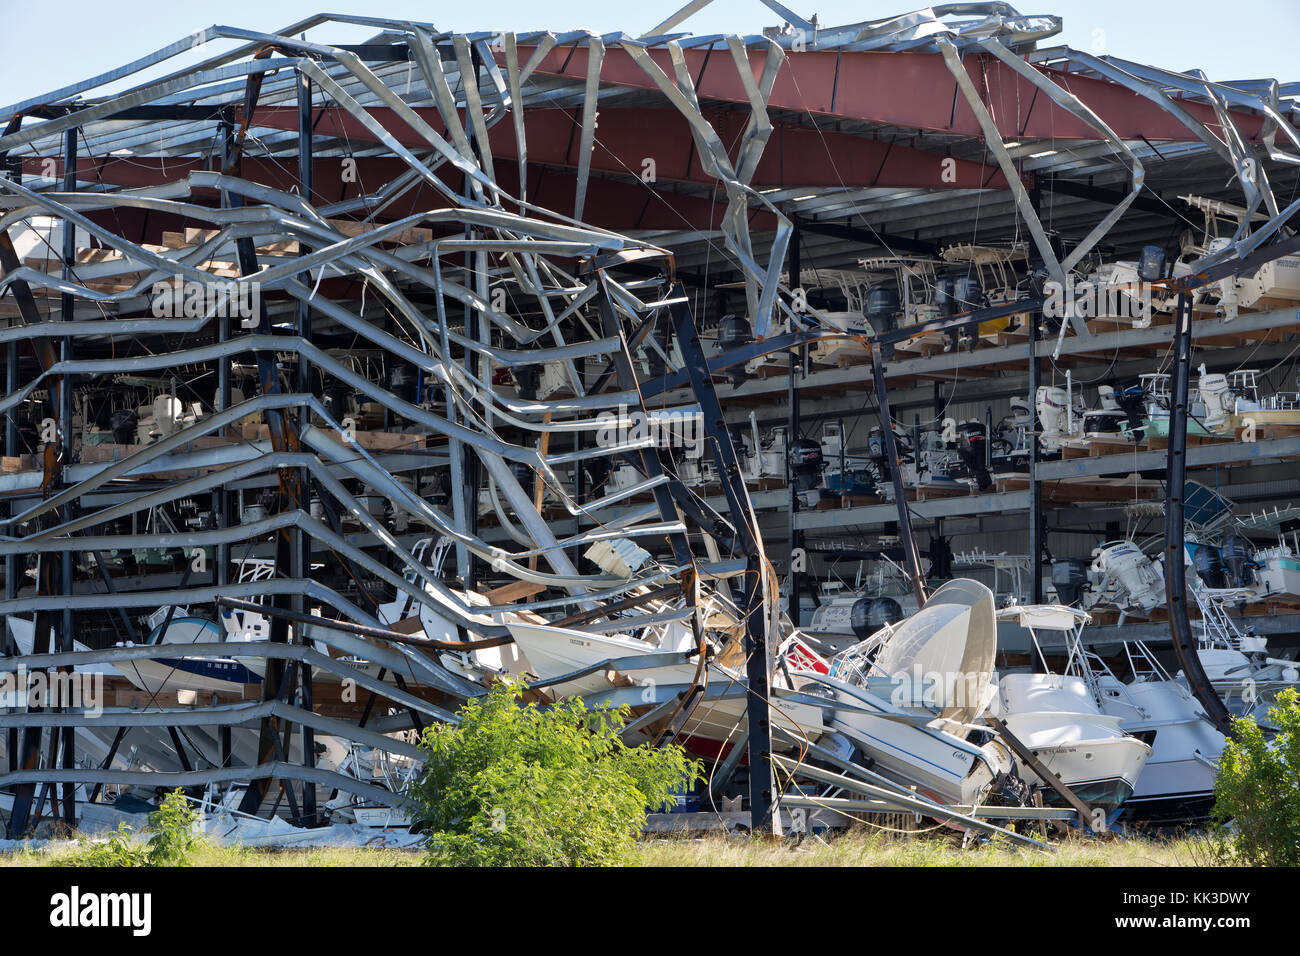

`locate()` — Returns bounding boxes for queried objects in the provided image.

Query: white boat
[997,672,1151,813]
[805,579,1015,806]
[1251,511,1300,603]
[1096,674,1223,823]
[6,613,264,696]
[1001,604,1215,822]
[803,566,918,654]
[123,614,265,695]
[1180,195,1300,318]
[504,618,825,755]
[1182,545,1300,716]
[505,621,688,700]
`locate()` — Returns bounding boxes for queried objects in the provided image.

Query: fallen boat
[999,604,1208,822]
[797,579,1016,806]
[506,617,827,755]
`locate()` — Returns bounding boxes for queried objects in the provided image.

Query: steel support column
[296,68,317,827]
[1164,291,1235,735]
[229,59,301,816]
[2,126,17,776]
[666,288,774,834]
[57,126,77,826]
[1028,304,1043,604]
[215,120,235,589]
[871,343,927,608]
[786,221,802,625]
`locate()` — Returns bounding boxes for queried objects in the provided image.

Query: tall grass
[2,829,1220,867]
[633,830,1222,867]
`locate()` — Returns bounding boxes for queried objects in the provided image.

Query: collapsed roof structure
[0,3,1296,839]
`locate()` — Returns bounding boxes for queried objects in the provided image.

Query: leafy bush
[145,788,203,865]
[61,822,151,867]
[410,681,700,866]
[60,789,203,867]
[1212,688,1300,866]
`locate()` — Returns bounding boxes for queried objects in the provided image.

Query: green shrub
[145,788,203,865]
[1212,687,1300,866]
[411,681,700,866]
[59,788,203,867]
[60,822,151,867]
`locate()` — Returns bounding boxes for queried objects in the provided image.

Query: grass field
[631,831,1224,867]
[0,830,1225,867]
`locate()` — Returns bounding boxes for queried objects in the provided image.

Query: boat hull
[828,705,988,805]
[999,673,1152,813]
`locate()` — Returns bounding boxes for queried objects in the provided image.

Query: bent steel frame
[0,4,1294,837]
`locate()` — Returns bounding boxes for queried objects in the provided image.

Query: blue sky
[1,0,1296,108]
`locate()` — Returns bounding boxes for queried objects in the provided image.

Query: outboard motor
[1035,386,1071,443]
[954,420,992,490]
[109,409,139,445]
[850,596,904,640]
[934,275,957,316]
[867,426,887,461]
[583,456,613,491]
[1137,245,1168,283]
[865,284,901,333]
[1194,545,1228,589]
[1007,396,1032,426]
[1082,385,1126,434]
[866,426,901,485]
[952,276,986,351]
[929,534,954,580]
[788,437,824,491]
[389,362,418,404]
[1221,535,1255,588]
[429,470,453,506]
[513,364,543,401]
[1051,558,1090,607]
[716,314,754,388]
[151,395,186,438]
[1115,381,1147,442]
[1197,364,1233,432]
[1090,540,1165,611]
[952,275,985,312]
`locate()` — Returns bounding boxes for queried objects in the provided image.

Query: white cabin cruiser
[999,604,1214,823]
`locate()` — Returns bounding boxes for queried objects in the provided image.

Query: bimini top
[995,604,1091,632]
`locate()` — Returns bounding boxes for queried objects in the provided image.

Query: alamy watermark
[889,666,988,711]
[0,666,104,716]
[50,886,151,936]
[594,406,704,458]
[151,278,260,324]
[1044,279,1152,323]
